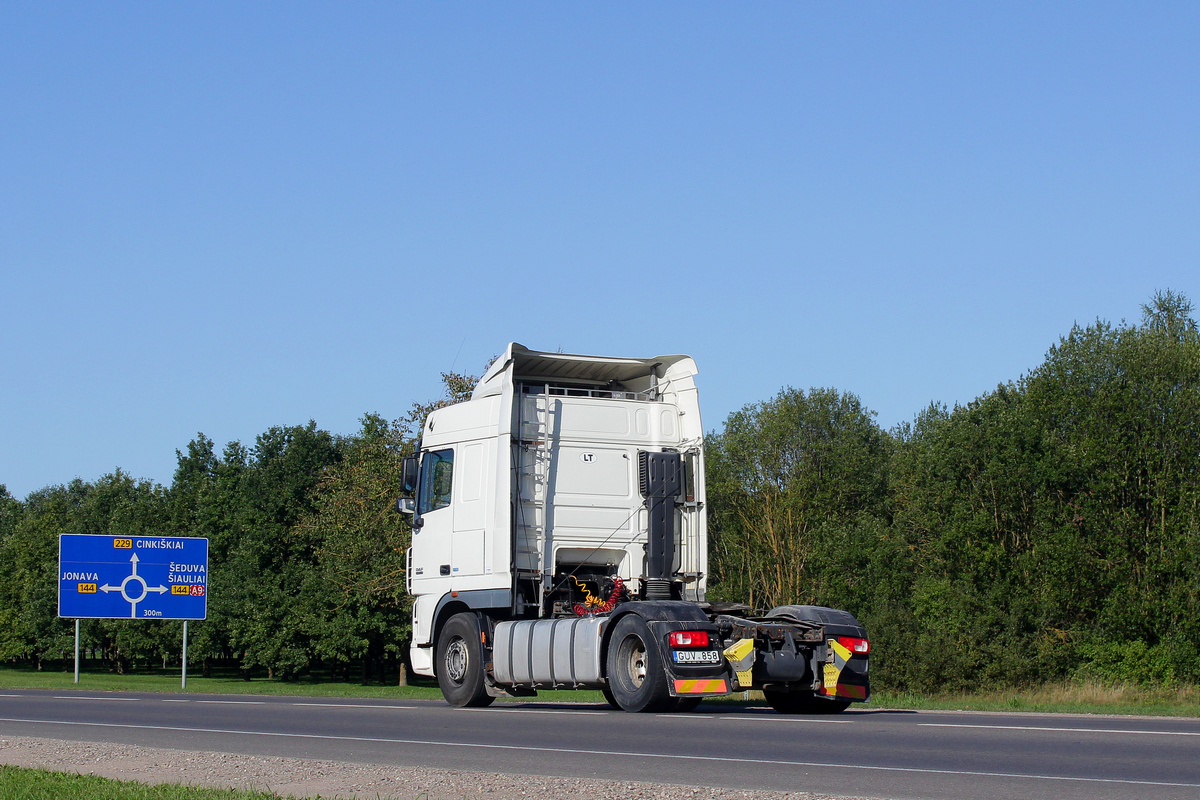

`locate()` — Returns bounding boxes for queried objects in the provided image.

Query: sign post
[58,534,208,688]
[182,620,189,689]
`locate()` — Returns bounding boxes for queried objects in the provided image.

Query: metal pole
[181,620,188,690]
[74,619,80,684]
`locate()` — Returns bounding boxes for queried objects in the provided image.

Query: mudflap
[818,638,871,702]
[656,626,729,697]
[632,606,730,698]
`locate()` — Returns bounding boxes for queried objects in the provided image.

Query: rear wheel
[764,688,850,715]
[605,614,671,712]
[436,612,494,708]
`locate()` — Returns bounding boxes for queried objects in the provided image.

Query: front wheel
[436,612,494,708]
[605,614,671,712]
[764,689,850,715]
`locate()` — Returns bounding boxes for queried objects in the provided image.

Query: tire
[605,614,671,712]
[601,687,621,709]
[436,612,495,708]
[764,688,850,715]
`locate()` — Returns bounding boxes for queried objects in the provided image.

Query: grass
[4,664,1200,716]
[0,663,607,704]
[0,664,443,698]
[866,681,1200,717]
[0,765,295,800]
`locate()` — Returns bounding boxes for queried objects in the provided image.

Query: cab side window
[418,449,454,513]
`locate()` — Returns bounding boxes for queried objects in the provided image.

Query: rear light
[837,636,870,655]
[668,630,710,648]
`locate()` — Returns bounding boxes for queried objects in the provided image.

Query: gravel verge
[1,734,877,800]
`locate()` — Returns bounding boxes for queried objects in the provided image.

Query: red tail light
[669,630,710,648]
[837,636,870,655]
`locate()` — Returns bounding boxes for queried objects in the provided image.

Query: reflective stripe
[836,683,868,700]
[673,679,728,694]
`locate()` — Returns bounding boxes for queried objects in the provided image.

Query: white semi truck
[398,343,870,713]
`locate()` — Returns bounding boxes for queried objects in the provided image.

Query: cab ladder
[514,385,555,617]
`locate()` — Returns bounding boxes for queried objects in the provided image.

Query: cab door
[450,441,487,582]
[410,448,454,597]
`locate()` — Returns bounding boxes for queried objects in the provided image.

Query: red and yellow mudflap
[673,678,728,695]
[819,638,869,701]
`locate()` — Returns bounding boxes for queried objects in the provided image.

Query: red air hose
[573,576,624,616]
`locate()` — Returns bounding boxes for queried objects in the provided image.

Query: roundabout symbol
[99,553,168,618]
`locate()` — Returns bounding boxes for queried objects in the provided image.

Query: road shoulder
[0,734,875,800]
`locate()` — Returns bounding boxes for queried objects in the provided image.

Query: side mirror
[396,497,416,515]
[401,455,419,494]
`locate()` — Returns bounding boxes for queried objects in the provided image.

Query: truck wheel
[605,614,671,712]
[436,612,494,708]
[601,688,621,709]
[764,689,850,715]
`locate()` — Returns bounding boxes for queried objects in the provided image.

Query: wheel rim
[620,635,647,688]
[445,637,468,685]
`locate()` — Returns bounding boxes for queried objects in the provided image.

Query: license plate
[673,649,720,664]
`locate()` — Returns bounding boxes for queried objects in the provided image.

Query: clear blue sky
[2,3,1197,500]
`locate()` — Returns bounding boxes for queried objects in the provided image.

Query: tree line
[1,292,1197,691]
[0,374,475,683]
[708,290,1200,690]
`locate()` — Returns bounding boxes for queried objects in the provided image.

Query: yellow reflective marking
[724,637,755,661]
[823,663,840,691]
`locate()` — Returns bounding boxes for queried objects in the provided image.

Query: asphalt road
[2,689,1199,800]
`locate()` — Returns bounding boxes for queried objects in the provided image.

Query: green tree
[1026,294,1200,651]
[398,370,478,439]
[0,485,29,660]
[294,413,414,683]
[0,473,173,671]
[706,387,893,610]
[220,422,344,679]
[886,290,1200,690]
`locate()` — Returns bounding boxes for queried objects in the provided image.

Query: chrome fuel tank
[492,616,609,688]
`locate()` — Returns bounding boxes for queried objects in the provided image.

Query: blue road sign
[58,534,208,620]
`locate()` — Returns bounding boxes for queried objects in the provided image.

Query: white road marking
[291,703,419,710]
[462,707,608,716]
[921,722,1200,737]
[1,716,1197,790]
[162,699,190,703]
[720,714,850,724]
[655,714,718,719]
[195,700,266,705]
[52,696,138,701]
